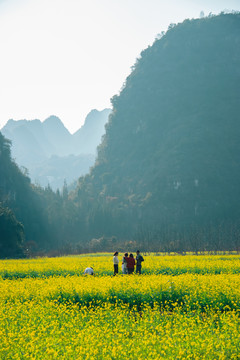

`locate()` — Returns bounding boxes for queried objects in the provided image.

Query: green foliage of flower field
[0,254,239,359]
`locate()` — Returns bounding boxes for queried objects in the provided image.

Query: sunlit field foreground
[1,254,240,359]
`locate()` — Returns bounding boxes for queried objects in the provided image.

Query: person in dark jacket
[136,250,144,274]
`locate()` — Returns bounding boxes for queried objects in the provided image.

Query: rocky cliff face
[77,13,240,232]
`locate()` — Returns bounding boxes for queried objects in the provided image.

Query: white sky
[0,0,240,133]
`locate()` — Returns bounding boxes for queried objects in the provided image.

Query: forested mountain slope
[0,131,77,257]
[75,13,240,243]
[0,132,47,257]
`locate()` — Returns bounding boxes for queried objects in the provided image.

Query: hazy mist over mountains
[1,108,111,189]
[1,13,240,257]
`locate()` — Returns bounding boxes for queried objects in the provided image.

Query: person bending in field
[113,251,119,275]
[122,253,128,274]
[126,253,135,274]
[84,267,94,275]
[136,250,144,274]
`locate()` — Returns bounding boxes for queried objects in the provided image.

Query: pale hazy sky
[0,0,239,133]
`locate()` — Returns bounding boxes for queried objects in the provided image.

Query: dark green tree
[0,205,25,258]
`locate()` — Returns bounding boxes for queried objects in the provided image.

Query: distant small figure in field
[122,252,128,274]
[136,250,144,274]
[113,251,119,275]
[126,253,135,274]
[84,267,94,275]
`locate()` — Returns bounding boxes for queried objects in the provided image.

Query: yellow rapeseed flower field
[0,254,239,359]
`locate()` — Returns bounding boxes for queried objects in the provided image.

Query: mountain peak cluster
[1,109,111,189]
[1,13,240,257]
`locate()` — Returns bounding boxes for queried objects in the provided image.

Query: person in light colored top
[84,267,94,275]
[113,251,119,275]
[122,252,128,274]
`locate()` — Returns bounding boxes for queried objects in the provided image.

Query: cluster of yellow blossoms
[0,254,239,359]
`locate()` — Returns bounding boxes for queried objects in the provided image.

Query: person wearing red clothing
[126,253,135,274]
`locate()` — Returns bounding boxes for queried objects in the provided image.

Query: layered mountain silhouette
[1,13,240,255]
[76,13,240,237]
[1,109,111,189]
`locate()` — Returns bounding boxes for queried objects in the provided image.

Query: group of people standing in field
[113,250,144,275]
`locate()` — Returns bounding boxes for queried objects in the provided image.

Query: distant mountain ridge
[1,109,111,189]
[73,109,112,155]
